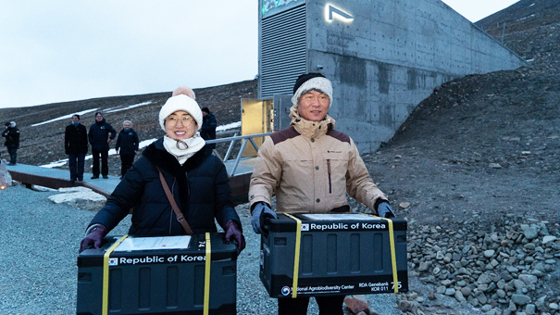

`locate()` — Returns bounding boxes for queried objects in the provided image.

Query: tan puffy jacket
[249,107,388,214]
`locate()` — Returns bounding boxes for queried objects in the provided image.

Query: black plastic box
[77,233,237,315]
[260,213,408,298]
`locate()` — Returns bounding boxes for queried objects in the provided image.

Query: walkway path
[5,157,257,199]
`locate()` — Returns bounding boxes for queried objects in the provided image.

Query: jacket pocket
[324,152,349,196]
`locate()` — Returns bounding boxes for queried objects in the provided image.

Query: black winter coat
[65,123,88,155]
[200,112,217,148]
[88,118,116,151]
[89,137,241,237]
[115,128,139,155]
[2,127,20,149]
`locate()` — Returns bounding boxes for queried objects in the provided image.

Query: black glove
[224,220,246,253]
[376,202,396,218]
[251,202,277,235]
[79,225,106,253]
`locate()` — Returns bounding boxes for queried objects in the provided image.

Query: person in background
[200,107,217,149]
[64,114,88,181]
[80,94,245,254]
[88,112,116,179]
[2,121,20,166]
[248,73,395,315]
[115,120,139,178]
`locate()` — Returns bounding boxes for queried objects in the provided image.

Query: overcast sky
[0,0,520,109]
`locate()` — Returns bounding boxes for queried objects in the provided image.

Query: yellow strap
[363,214,399,293]
[102,235,128,315]
[203,232,211,315]
[283,213,302,298]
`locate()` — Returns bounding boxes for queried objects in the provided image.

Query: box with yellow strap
[259,213,408,298]
[77,233,238,315]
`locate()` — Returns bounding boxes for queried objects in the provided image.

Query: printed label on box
[110,254,206,266]
[114,235,191,252]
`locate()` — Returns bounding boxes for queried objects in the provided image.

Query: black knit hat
[293,72,327,94]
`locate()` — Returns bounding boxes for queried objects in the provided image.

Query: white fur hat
[159,95,203,131]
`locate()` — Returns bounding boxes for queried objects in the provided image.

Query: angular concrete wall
[303,0,526,153]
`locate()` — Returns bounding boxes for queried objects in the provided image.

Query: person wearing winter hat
[80,94,245,256]
[249,73,395,315]
[172,85,196,99]
[88,112,116,179]
[2,121,20,165]
[172,85,217,148]
[200,107,217,149]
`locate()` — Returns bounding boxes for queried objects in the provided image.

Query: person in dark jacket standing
[80,94,245,254]
[2,121,20,165]
[88,112,116,179]
[115,120,139,178]
[200,107,217,149]
[65,114,88,181]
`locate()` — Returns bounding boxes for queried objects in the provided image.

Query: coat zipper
[327,159,332,194]
[169,179,177,234]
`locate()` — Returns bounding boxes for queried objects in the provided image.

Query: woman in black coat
[80,94,245,252]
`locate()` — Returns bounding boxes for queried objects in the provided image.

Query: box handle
[362,214,400,293]
[103,235,128,315]
[283,213,302,298]
[203,232,212,315]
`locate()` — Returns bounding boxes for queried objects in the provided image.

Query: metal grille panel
[260,4,307,99]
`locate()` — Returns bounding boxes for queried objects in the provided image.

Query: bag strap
[156,167,193,235]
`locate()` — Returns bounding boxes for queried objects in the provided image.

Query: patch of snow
[217,121,241,132]
[106,101,153,113]
[40,122,240,168]
[31,108,99,127]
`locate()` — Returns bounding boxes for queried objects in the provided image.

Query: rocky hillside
[476,0,560,70]
[361,1,560,313]
[0,80,257,173]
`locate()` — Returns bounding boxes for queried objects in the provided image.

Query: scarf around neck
[289,105,335,139]
[163,134,206,165]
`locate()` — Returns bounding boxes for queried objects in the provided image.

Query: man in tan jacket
[249,72,395,315]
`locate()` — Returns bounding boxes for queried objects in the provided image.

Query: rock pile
[48,186,107,211]
[0,159,13,188]
[400,217,560,314]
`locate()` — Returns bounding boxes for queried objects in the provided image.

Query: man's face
[72,116,79,123]
[124,122,131,129]
[95,114,103,122]
[297,90,330,122]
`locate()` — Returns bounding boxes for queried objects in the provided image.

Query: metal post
[223,132,239,161]
[230,139,250,176]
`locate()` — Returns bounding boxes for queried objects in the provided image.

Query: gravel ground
[0,185,129,315]
[0,184,400,315]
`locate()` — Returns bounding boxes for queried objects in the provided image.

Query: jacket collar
[143,137,211,175]
[289,105,335,139]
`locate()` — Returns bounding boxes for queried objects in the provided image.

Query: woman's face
[164,110,198,140]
